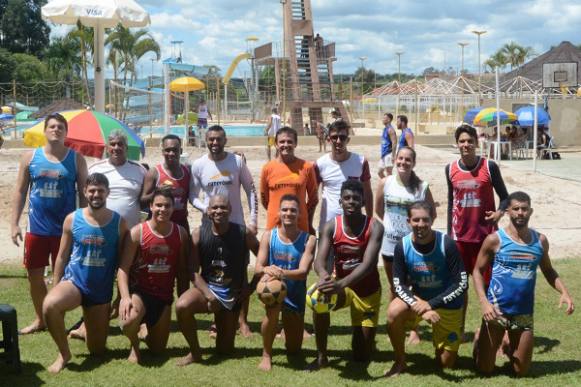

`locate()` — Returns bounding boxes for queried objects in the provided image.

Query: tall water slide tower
[254,0,349,130]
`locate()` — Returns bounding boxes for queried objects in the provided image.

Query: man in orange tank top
[117,188,190,364]
[307,180,384,371]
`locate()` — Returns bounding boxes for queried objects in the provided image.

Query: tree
[0,0,50,56]
[67,21,94,105]
[11,53,49,82]
[0,47,16,82]
[484,50,509,72]
[501,41,535,70]
[44,37,81,96]
[105,24,160,118]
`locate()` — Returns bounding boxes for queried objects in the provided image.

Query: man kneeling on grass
[385,200,467,377]
[473,191,574,377]
[175,194,259,365]
[43,173,127,373]
[117,188,190,363]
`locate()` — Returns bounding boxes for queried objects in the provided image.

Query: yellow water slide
[223,53,252,84]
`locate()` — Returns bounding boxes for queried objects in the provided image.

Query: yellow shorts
[405,308,463,352]
[339,288,381,328]
[267,136,275,146]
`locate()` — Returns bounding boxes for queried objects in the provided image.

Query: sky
[50,0,581,78]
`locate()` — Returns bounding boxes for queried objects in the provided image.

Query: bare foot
[407,330,421,345]
[209,324,217,339]
[127,347,141,364]
[258,355,272,371]
[276,328,285,340]
[177,352,202,366]
[20,321,46,335]
[68,324,86,341]
[239,323,252,338]
[48,352,71,374]
[305,356,328,372]
[384,362,407,377]
[138,324,148,341]
[303,329,312,339]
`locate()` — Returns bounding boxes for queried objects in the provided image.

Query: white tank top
[380,174,429,256]
[198,104,209,119]
[268,114,282,136]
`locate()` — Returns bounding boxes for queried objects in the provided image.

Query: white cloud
[150,12,203,30]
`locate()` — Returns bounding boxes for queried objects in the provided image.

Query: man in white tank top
[264,107,282,160]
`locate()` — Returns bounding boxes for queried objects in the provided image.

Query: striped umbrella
[23,110,145,160]
[473,108,517,127]
[463,107,484,125]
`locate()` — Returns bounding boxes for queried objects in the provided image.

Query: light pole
[395,51,404,83]
[472,30,487,96]
[458,42,469,76]
[358,56,367,94]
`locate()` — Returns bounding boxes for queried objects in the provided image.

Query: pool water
[140,124,264,137]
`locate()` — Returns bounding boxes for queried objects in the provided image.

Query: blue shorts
[70,281,111,307]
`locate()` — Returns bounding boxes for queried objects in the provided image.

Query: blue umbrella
[463,107,483,125]
[0,113,14,120]
[515,105,550,127]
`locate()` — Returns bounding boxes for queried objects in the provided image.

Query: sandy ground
[1,142,580,265]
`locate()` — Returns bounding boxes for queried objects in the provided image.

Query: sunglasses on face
[329,134,348,142]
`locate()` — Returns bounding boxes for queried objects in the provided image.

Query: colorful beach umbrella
[23,110,145,160]
[473,108,517,127]
[463,107,484,125]
[515,105,550,127]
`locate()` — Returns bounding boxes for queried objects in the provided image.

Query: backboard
[542,62,578,88]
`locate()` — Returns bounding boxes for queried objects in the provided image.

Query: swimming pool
[138,124,265,137]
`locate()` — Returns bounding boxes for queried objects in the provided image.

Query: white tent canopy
[42,0,150,112]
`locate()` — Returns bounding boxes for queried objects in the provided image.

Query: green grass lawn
[1,259,581,386]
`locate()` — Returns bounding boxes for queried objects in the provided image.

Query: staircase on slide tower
[283,0,349,131]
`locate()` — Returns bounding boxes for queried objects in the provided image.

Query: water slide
[223,53,252,84]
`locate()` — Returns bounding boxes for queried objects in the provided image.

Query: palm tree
[484,50,509,72]
[44,37,81,98]
[501,42,535,70]
[106,24,160,118]
[67,21,94,106]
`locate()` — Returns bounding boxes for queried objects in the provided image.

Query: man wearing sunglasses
[314,120,373,234]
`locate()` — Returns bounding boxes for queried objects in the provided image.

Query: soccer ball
[306,283,337,314]
[257,276,287,306]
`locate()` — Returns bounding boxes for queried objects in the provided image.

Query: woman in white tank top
[374,147,436,293]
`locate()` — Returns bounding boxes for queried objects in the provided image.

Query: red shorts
[455,240,491,284]
[23,233,61,270]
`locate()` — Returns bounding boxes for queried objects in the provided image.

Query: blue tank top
[487,228,543,315]
[28,148,77,236]
[402,231,462,309]
[268,228,309,313]
[63,209,121,304]
[380,125,394,158]
[398,127,413,149]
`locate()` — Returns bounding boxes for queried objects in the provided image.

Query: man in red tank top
[445,124,508,336]
[307,180,384,371]
[142,134,191,231]
[117,188,190,364]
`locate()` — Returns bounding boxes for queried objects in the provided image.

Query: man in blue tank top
[386,201,468,377]
[42,173,128,373]
[396,115,414,150]
[473,191,574,377]
[254,194,316,371]
[175,194,259,366]
[11,113,88,335]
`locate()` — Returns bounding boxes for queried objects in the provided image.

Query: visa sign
[84,8,103,17]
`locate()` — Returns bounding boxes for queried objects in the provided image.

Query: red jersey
[333,215,380,297]
[131,221,182,302]
[156,164,191,228]
[449,158,496,243]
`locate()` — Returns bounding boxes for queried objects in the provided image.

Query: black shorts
[382,254,395,263]
[133,290,172,328]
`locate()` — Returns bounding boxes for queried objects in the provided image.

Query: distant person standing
[396,115,414,150]
[378,113,397,178]
[315,121,327,153]
[264,107,282,160]
[142,135,191,232]
[11,113,88,335]
[197,99,213,148]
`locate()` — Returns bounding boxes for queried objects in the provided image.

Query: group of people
[9,110,574,377]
